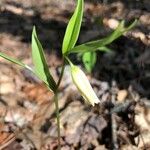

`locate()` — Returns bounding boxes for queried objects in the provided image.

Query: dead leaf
[117,90,128,102]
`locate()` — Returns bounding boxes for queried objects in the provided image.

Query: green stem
[65,56,74,67]
[53,58,66,150]
[56,58,65,89]
[53,92,61,150]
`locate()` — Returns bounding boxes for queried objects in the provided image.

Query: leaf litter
[0,0,150,149]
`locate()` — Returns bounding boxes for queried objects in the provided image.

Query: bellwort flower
[71,65,100,106]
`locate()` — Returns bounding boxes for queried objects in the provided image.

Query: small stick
[110,82,119,150]
[110,101,136,114]
[111,113,119,150]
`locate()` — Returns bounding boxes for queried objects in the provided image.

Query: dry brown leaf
[4,107,34,127]
[135,104,150,148]
[103,18,119,29]
[121,144,138,150]
[117,90,128,102]
[22,83,54,106]
[0,123,16,150]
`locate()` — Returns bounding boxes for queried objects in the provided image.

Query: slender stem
[56,58,65,89]
[65,56,73,67]
[54,92,61,150]
[53,58,66,150]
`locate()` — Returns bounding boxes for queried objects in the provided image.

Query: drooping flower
[71,65,100,106]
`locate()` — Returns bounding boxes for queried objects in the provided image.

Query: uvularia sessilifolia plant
[0,0,137,149]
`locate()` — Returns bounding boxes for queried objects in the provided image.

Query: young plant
[0,0,137,149]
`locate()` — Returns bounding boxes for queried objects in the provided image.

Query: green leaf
[0,52,32,71]
[82,52,97,73]
[98,46,112,52]
[69,20,137,54]
[62,0,83,54]
[32,26,56,91]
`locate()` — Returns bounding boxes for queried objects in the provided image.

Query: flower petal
[71,65,100,106]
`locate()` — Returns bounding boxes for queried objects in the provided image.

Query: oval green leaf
[82,52,96,73]
[32,26,56,91]
[69,20,137,54]
[62,0,84,55]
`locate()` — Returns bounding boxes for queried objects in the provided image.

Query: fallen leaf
[117,90,128,102]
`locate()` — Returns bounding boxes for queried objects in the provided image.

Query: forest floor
[0,0,150,149]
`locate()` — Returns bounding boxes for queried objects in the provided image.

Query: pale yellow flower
[71,65,100,106]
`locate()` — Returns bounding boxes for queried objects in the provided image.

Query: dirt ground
[0,0,150,149]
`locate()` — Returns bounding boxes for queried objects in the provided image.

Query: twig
[110,101,136,114]
[111,113,119,150]
[110,82,119,150]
